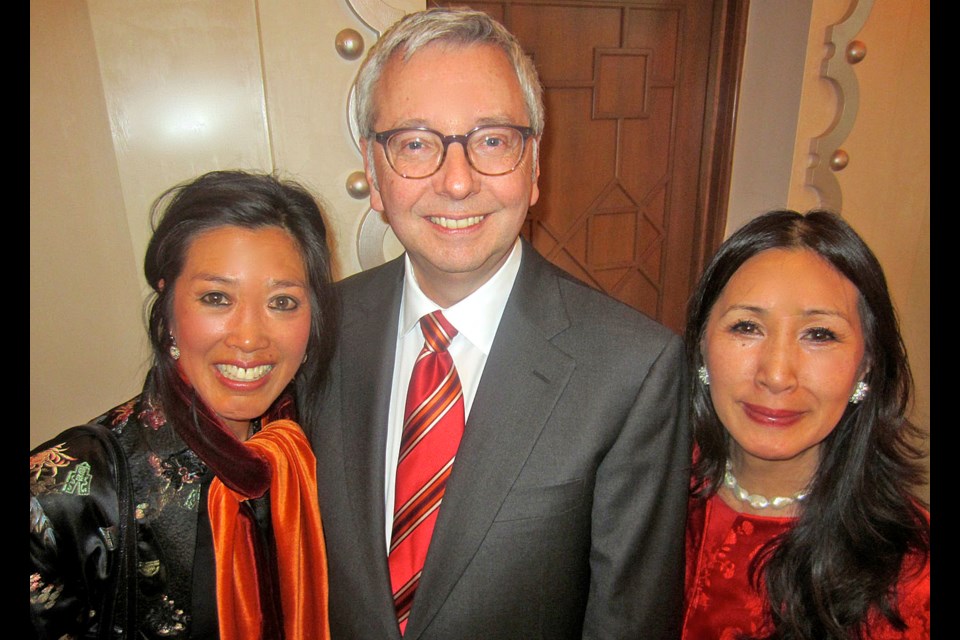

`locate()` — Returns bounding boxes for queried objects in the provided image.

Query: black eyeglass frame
[373,124,536,179]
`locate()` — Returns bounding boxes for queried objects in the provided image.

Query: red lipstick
[741,402,804,427]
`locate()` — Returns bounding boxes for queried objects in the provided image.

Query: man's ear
[360,138,385,213]
[528,137,541,208]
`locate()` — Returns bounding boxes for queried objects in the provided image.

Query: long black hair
[685,209,929,638]
[142,170,338,449]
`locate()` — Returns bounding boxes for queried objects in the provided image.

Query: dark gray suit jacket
[311,240,690,639]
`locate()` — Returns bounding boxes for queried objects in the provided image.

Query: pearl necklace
[724,461,808,510]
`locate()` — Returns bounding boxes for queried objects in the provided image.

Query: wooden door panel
[511,6,622,81]
[435,0,741,333]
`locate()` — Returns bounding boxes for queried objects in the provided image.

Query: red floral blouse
[682,494,930,639]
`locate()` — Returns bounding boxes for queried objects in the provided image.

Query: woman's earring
[849,380,869,404]
[698,365,710,386]
[169,334,181,361]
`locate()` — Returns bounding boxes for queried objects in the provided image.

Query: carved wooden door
[436,0,743,333]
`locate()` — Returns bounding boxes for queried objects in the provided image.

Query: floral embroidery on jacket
[29,444,77,488]
[30,394,207,639]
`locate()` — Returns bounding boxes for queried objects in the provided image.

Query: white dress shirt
[382,239,522,548]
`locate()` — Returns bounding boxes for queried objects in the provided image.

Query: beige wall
[812,0,930,504]
[30,0,412,446]
[728,0,930,503]
[31,0,929,503]
[795,2,930,505]
[31,2,151,438]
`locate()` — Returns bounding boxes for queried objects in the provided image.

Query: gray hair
[354,7,544,181]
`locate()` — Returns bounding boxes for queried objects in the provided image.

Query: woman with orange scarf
[30,170,337,639]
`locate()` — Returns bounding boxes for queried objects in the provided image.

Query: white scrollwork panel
[344,0,424,269]
[806,0,875,213]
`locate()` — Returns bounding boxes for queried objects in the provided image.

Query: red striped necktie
[389,311,465,634]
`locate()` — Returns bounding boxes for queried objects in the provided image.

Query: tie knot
[420,311,457,352]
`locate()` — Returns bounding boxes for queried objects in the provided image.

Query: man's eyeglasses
[374,124,535,179]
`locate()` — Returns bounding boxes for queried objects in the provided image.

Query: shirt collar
[400,238,522,355]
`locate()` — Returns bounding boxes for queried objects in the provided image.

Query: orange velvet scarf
[207,419,330,640]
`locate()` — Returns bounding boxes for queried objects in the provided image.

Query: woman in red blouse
[682,210,929,639]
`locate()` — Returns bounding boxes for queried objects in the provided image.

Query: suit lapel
[337,257,406,628]
[406,243,576,637]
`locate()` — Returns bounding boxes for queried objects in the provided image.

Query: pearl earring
[169,334,180,361]
[849,380,869,404]
[698,365,710,386]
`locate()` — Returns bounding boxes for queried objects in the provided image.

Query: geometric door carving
[437,0,744,333]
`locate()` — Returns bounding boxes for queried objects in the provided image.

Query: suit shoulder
[335,256,405,297]
[554,271,678,342]
[337,259,394,288]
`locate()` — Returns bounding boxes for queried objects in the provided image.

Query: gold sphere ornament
[846,40,867,64]
[830,149,849,172]
[336,29,365,61]
[346,170,370,199]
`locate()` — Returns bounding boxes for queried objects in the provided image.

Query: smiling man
[309,8,691,639]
